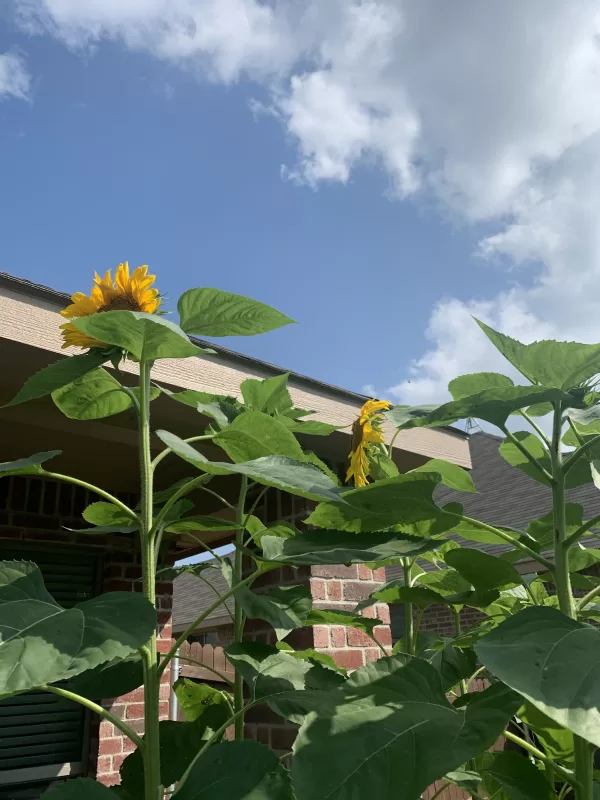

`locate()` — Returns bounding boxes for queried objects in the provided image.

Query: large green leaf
[41,780,119,799]
[500,431,592,488]
[0,561,156,695]
[429,644,477,691]
[306,473,455,535]
[388,386,574,430]
[526,504,584,548]
[173,740,292,800]
[6,350,109,407]
[83,502,135,527]
[235,584,312,641]
[121,689,231,795]
[52,369,132,420]
[162,387,228,409]
[165,516,242,534]
[449,372,514,399]
[567,404,600,431]
[410,458,476,492]
[156,430,343,503]
[292,656,520,800]
[225,642,344,723]
[214,411,305,462]
[178,287,295,337]
[476,319,600,390]
[449,515,522,545]
[240,373,293,414]
[356,582,446,613]
[476,606,600,746]
[73,311,201,360]
[445,548,522,591]
[480,751,555,800]
[69,654,143,701]
[518,702,574,763]
[0,450,61,476]
[278,417,343,436]
[259,529,439,566]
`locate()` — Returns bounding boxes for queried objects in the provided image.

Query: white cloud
[15,0,600,405]
[0,51,30,100]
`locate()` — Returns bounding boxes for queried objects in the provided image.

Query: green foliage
[174,679,231,722]
[52,368,132,419]
[500,430,592,487]
[214,410,305,461]
[0,561,155,695]
[476,606,600,746]
[410,457,476,492]
[292,657,520,800]
[69,655,143,701]
[73,311,202,360]
[444,548,522,590]
[480,750,555,800]
[306,473,455,534]
[235,584,312,640]
[5,349,109,406]
[448,371,514,398]
[240,372,293,414]
[172,740,292,800]
[0,450,61,475]
[259,529,439,565]
[178,287,295,337]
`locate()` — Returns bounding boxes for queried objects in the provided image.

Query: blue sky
[2,2,600,405]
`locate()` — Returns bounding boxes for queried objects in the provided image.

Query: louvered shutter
[0,548,99,797]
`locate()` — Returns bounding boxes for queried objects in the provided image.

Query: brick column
[94,549,174,787]
[244,562,391,751]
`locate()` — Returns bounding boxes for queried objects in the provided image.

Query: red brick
[376,604,391,625]
[97,772,119,787]
[122,738,137,754]
[365,648,381,663]
[156,582,173,594]
[331,626,347,648]
[343,581,376,601]
[128,719,145,734]
[312,625,329,648]
[362,606,377,619]
[348,628,376,648]
[326,580,342,601]
[159,682,172,700]
[311,565,359,579]
[120,687,145,703]
[105,580,135,592]
[98,737,122,756]
[374,626,392,646]
[99,720,117,738]
[96,755,113,774]
[329,649,365,670]
[310,578,326,600]
[358,565,373,580]
[126,703,146,720]
[159,701,169,718]
[157,638,173,653]
[112,753,128,771]
[372,567,386,581]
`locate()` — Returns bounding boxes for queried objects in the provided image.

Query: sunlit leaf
[410,458,476,492]
[83,502,135,527]
[0,450,61,476]
[240,373,293,414]
[449,372,514,399]
[174,678,232,723]
[5,350,110,407]
[260,529,439,566]
[476,606,600,746]
[214,410,305,462]
[305,608,379,637]
[73,311,201,360]
[236,584,312,641]
[178,287,295,337]
[52,369,133,420]
[292,656,520,800]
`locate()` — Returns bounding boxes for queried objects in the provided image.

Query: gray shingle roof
[172,557,233,634]
[387,430,600,580]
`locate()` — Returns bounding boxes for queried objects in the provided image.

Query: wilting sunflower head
[60,262,161,350]
[345,398,391,487]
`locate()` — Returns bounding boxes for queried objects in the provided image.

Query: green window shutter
[0,548,99,792]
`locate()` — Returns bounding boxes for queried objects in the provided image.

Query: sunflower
[60,262,161,350]
[346,399,391,487]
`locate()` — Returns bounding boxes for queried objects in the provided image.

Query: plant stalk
[403,558,414,655]
[550,402,593,800]
[138,361,162,800]
[233,475,249,739]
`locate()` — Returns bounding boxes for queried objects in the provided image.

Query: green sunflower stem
[138,359,162,800]
[233,475,249,740]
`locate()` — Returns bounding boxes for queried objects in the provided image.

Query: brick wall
[0,475,174,788]
[243,560,391,751]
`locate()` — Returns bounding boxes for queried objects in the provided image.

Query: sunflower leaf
[178,287,295,337]
[72,311,201,361]
[0,450,61,476]
[5,350,110,407]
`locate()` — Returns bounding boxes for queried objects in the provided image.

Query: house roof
[387,430,600,580]
[172,557,233,634]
